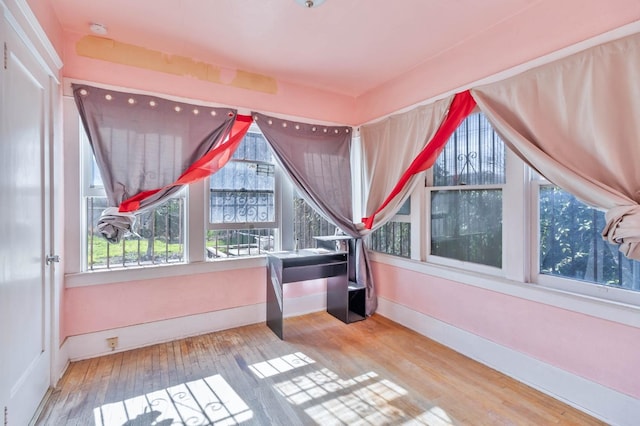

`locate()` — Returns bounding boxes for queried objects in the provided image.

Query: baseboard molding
[64,293,326,362]
[376,297,640,426]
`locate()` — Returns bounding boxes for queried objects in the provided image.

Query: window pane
[293,192,336,249]
[431,189,502,267]
[206,228,275,258]
[209,132,275,224]
[209,188,275,223]
[540,187,640,291]
[434,113,505,186]
[86,195,185,270]
[232,132,273,162]
[396,197,411,215]
[90,156,103,188]
[370,221,411,258]
[369,197,411,258]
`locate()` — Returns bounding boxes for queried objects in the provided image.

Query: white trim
[370,253,640,328]
[502,149,530,283]
[529,181,640,307]
[1,0,61,76]
[187,180,206,263]
[63,294,326,361]
[64,304,265,361]
[376,297,640,426]
[425,253,504,277]
[409,187,424,262]
[65,256,267,288]
[62,97,83,275]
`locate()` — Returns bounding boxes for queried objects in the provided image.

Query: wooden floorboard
[36,312,605,425]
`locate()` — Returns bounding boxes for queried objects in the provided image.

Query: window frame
[203,127,284,259]
[206,126,280,233]
[65,83,281,279]
[79,121,189,271]
[423,112,509,275]
[80,132,103,198]
[530,178,640,306]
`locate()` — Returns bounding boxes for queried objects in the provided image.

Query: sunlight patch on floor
[92,351,456,425]
[403,407,454,426]
[253,352,455,425]
[93,374,252,426]
[248,351,315,379]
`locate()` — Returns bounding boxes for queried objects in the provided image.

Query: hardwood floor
[37,312,604,425]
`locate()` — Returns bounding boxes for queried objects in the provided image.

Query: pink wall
[372,261,640,400]
[30,0,640,127]
[26,0,63,58]
[63,267,326,339]
[355,0,640,123]
[64,267,265,337]
[61,31,356,124]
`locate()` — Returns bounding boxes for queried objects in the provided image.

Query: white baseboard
[376,297,640,426]
[63,293,326,362]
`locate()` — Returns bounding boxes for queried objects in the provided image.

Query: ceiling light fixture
[89,22,108,35]
[295,0,326,8]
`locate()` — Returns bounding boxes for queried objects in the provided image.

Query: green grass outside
[88,237,184,267]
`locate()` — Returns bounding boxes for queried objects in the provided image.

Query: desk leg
[266,256,284,339]
[326,270,349,323]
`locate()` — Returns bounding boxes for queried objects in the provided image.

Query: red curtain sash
[119,114,253,212]
[362,91,477,229]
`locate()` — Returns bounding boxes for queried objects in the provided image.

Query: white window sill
[369,252,640,328]
[65,256,267,288]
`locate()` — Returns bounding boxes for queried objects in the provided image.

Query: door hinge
[3,42,7,70]
[4,406,7,426]
[46,254,61,265]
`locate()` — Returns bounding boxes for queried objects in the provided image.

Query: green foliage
[86,196,185,269]
[370,221,411,258]
[431,189,502,268]
[88,236,183,268]
[539,186,640,289]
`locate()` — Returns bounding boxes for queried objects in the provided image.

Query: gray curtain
[73,84,237,242]
[253,112,377,315]
[471,32,640,259]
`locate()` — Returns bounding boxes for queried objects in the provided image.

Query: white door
[0,11,52,426]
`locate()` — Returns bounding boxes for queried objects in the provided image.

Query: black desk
[266,249,347,339]
[266,246,365,340]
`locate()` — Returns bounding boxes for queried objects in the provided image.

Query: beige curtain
[471,32,640,259]
[359,95,453,231]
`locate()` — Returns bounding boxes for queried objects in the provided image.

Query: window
[293,191,336,249]
[82,130,186,271]
[206,129,277,258]
[369,198,411,258]
[79,115,338,270]
[539,186,640,292]
[428,112,505,268]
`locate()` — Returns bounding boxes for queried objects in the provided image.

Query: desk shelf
[315,236,366,325]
